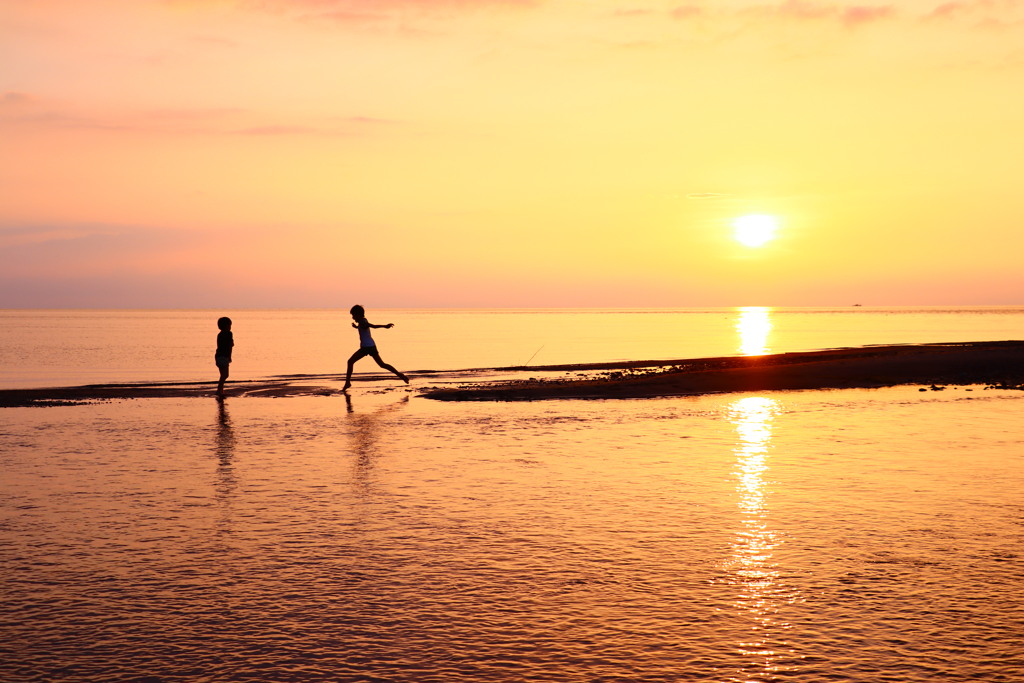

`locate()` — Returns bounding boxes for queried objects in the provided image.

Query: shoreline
[2,341,1022,406]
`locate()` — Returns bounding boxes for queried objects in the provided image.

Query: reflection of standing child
[215,317,233,398]
[343,305,408,391]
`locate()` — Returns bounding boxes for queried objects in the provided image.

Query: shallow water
[3,387,1022,681]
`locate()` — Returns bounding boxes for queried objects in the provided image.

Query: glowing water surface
[2,386,1022,681]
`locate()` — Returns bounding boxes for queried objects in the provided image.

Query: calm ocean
[2,308,1023,681]
[1,307,1023,389]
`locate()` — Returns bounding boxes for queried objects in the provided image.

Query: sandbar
[422,341,1024,401]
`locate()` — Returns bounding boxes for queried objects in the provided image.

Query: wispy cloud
[925,0,1024,28]
[0,223,201,276]
[224,0,540,24]
[612,1,899,36]
[0,100,237,134]
[299,9,386,25]
[670,5,706,21]
[612,8,657,19]
[1,110,134,133]
[236,124,322,136]
[337,115,399,125]
[136,107,245,124]
[743,2,897,28]
[0,225,102,250]
[187,34,240,49]
[609,0,1024,34]
[0,98,393,138]
[0,220,398,307]
[1,91,33,107]
[841,5,895,27]
[241,0,539,8]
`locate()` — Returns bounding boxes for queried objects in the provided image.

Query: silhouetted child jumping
[343,305,408,391]
[215,316,233,398]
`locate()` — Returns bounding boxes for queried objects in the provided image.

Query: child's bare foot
[399,373,409,384]
[342,381,351,391]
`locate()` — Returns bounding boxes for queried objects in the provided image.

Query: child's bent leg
[373,354,409,384]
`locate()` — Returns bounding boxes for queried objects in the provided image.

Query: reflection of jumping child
[343,305,408,391]
[215,316,233,398]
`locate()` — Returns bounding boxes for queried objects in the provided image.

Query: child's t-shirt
[216,330,234,359]
[356,320,375,348]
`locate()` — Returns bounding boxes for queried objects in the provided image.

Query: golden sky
[2,0,1022,307]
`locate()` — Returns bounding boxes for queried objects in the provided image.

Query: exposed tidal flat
[2,386,1023,681]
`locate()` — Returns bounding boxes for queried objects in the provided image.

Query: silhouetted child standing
[343,305,408,391]
[215,316,233,397]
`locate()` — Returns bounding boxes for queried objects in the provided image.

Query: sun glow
[733,215,779,248]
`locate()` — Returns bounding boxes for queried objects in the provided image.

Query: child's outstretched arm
[367,322,394,329]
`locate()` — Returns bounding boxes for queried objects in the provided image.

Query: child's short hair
[217,316,232,330]
[350,305,365,318]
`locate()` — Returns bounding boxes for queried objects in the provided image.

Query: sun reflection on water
[736,307,773,356]
[725,395,797,679]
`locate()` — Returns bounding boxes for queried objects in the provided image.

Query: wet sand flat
[2,341,1022,406]
[423,341,1024,401]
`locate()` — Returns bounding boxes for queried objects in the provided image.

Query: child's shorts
[215,355,231,369]
[351,345,381,361]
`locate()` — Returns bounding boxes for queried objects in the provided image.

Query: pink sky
[2,0,1023,307]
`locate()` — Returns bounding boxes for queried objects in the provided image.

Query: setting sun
[733,215,779,248]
